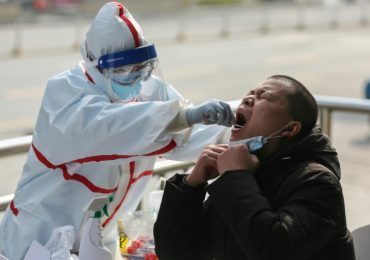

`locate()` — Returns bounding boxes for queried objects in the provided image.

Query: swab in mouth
[232,124,244,129]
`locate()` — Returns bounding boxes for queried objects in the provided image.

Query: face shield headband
[97,44,157,70]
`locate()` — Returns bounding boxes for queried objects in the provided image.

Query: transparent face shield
[108,58,158,86]
[138,60,170,102]
[97,44,161,101]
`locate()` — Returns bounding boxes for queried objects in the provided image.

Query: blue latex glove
[186,100,235,127]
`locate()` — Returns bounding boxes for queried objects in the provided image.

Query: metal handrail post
[220,13,231,38]
[73,15,83,51]
[295,0,307,31]
[259,2,270,33]
[328,0,340,29]
[359,0,369,26]
[12,15,23,56]
[320,107,332,137]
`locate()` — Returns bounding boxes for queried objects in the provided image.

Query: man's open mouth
[232,112,247,130]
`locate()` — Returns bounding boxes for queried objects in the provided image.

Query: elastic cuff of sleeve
[167,108,191,133]
[179,175,206,192]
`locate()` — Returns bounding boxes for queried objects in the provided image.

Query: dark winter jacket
[154,127,355,260]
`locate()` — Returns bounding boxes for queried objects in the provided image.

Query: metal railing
[0,160,195,212]
[315,95,370,136]
[0,96,370,211]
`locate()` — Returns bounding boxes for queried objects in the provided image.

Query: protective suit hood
[82,1,147,60]
[80,1,148,100]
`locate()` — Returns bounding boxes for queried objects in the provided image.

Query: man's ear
[282,121,302,138]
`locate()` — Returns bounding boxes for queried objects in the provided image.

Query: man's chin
[230,129,257,142]
[230,124,246,139]
[229,132,245,142]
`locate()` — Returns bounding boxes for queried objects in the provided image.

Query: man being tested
[154,75,356,260]
[0,2,234,259]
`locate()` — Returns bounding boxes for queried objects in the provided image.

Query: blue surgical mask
[111,80,142,101]
[229,122,293,153]
[229,136,267,153]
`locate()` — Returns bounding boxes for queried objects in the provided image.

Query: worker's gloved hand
[186,100,235,127]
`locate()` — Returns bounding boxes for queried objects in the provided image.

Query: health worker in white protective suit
[0,2,234,260]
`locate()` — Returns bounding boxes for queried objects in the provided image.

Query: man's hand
[217,144,260,175]
[186,144,229,187]
[185,100,235,127]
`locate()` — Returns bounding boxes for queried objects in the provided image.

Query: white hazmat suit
[0,2,231,260]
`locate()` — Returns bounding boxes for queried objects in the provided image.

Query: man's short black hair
[268,75,318,139]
